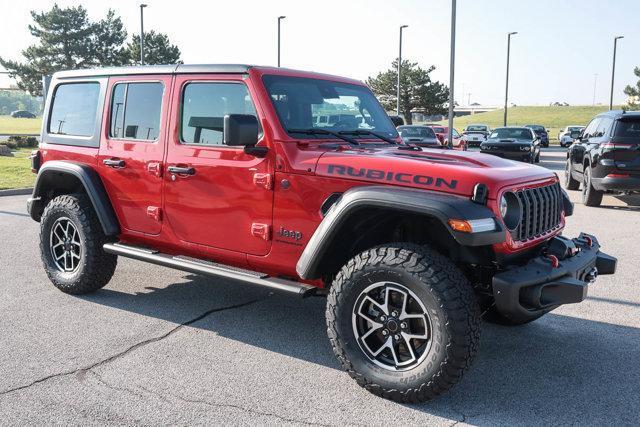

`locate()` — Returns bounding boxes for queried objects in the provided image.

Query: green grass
[435,105,622,143]
[0,148,35,190]
[0,115,42,135]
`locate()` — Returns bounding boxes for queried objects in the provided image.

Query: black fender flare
[295,185,505,280]
[28,160,120,236]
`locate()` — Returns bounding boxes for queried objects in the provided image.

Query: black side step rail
[103,243,316,297]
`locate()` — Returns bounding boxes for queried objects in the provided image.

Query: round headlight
[500,195,508,217]
[500,192,521,231]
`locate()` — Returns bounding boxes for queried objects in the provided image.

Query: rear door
[571,118,600,174]
[98,75,171,235]
[612,117,640,171]
[162,75,273,256]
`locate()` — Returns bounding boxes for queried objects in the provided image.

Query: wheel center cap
[387,319,399,333]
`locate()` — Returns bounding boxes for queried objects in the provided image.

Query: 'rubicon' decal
[326,164,458,189]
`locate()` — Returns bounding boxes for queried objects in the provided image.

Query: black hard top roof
[53,64,254,79]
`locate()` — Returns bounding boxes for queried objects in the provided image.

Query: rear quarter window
[48,83,101,137]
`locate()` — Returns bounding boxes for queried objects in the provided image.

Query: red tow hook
[583,235,593,247]
[545,254,559,268]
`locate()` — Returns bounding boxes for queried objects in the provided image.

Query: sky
[0,0,638,106]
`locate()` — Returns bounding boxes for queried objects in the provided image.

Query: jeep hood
[315,147,554,199]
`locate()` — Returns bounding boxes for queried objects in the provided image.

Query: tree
[125,31,182,66]
[0,5,97,95]
[93,10,128,67]
[0,5,182,96]
[366,59,449,124]
[624,66,640,110]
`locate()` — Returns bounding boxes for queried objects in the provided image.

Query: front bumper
[492,233,616,323]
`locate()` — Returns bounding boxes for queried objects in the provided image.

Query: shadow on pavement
[80,273,640,423]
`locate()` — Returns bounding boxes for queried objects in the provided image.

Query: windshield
[262,75,397,139]
[398,126,436,138]
[526,125,545,131]
[467,125,487,132]
[614,119,640,138]
[568,126,584,132]
[489,128,533,140]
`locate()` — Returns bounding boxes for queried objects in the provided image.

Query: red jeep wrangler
[28,65,616,402]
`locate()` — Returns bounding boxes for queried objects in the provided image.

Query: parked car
[560,129,584,148]
[480,127,541,163]
[558,125,586,142]
[422,125,467,150]
[397,125,442,148]
[565,110,640,207]
[462,124,491,147]
[525,124,549,147]
[441,127,468,151]
[10,110,36,118]
[27,64,616,403]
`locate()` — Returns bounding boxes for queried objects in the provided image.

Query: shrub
[4,135,38,149]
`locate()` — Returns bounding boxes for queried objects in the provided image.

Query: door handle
[167,165,195,175]
[103,158,125,168]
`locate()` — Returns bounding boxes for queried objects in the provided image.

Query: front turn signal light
[448,218,496,233]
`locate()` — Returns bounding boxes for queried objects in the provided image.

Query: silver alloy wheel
[50,217,82,273]
[352,281,432,371]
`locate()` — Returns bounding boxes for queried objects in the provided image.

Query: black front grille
[513,182,563,241]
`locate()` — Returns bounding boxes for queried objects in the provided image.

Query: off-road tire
[565,160,580,190]
[40,193,117,294]
[326,244,480,403]
[582,166,603,207]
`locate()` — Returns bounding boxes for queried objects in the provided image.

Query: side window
[181,82,257,145]
[583,118,600,138]
[595,117,613,138]
[48,83,100,137]
[452,129,459,137]
[109,82,163,140]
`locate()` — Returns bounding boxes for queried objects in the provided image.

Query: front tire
[326,244,480,403]
[582,166,603,207]
[40,194,117,294]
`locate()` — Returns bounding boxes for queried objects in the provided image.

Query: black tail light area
[30,150,41,173]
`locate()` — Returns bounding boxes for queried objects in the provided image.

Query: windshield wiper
[287,128,359,145]
[338,129,398,145]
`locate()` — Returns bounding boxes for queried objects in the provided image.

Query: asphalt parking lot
[1,147,639,425]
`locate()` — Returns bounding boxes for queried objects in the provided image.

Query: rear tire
[565,160,580,190]
[582,166,603,207]
[40,194,117,294]
[326,244,480,403]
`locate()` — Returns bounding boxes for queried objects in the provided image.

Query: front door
[163,75,273,256]
[98,75,171,235]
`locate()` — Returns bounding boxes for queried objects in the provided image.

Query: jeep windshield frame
[262,74,398,142]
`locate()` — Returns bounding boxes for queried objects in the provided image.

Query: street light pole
[277,16,286,67]
[139,4,147,65]
[397,25,408,118]
[503,31,517,126]
[447,0,456,148]
[609,35,624,110]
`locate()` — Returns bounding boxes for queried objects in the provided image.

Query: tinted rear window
[432,127,445,133]
[614,119,640,138]
[48,83,100,137]
[110,82,164,140]
[398,127,436,138]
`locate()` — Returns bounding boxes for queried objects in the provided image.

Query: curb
[0,188,33,197]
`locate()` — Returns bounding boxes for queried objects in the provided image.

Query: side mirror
[224,114,259,146]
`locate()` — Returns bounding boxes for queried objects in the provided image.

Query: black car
[10,110,36,118]
[397,125,443,148]
[525,124,549,147]
[565,110,640,207]
[480,127,541,163]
